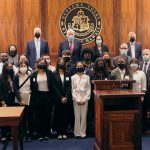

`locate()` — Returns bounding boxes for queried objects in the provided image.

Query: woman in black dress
[0,62,15,142]
[92,35,109,62]
[53,57,71,139]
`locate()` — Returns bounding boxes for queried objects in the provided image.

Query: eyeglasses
[120,48,128,49]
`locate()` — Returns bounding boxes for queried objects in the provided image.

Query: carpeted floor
[0,136,150,150]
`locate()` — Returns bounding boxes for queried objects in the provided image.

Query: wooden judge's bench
[93,80,144,150]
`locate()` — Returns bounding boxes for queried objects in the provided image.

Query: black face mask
[1,58,8,63]
[58,64,65,70]
[76,67,84,73]
[38,64,47,70]
[35,32,40,38]
[118,63,125,69]
[9,50,17,57]
[104,59,110,65]
[6,68,13,75]
[98,64,105,70]
[63,57,70,63]
[84,57,91,62]
[130,37,135,42]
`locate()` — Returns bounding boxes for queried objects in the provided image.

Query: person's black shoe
[44,136,50,140]
[75,136,81,139]
[38,137,44,141]
[1,137,7,143]
[57,135,63,140]
[27,136,32,142]
[82,136,87,139]
[23,136,27,142]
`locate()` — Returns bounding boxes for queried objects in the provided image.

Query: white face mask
[20,67,27,74]
[120,48,127,56]
[130,63,138,70]
[96,39,102,45]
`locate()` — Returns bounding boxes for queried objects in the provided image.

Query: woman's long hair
[1,62,14,81]
[93,57,109,76]
[18,60,31,75]
[56,57,66,73]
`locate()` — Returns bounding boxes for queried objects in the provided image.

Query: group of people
[0,27,150,143]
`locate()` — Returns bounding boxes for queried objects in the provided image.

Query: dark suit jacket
[58,39,82,64]
[92,44,109,62]
[146,68,150,93]
[30,70,61,101]
[139,61,150,73]
[53,71,71,103]
[26,39,49,69]
[127,42,142,60]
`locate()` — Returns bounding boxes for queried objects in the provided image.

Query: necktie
[143,62,147,74]
[36,40,40,59]
[69,41,74,52]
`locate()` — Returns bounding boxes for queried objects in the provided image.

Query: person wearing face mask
[42,53,55,72]
[13,61,32,142]
[102,52,115,75]
[139,49,150,134]
[71,62,91,139]
[61,50,76,133]
[0,62,15,142]
[52,58,71,139]
[127,32,142,60]
[0,52,18,74]
[112,43,132,68]
[19,54,32,72]
[91,58,109,80]
[81,48,94,78]
[30,58,61,141]
[139,49,150,74]
[88,58,109,136]
[58,28,82,64]
[111,56,133,80]
[129,58,146,91]
[62,50,76,76]
[26,27,50,69]
[8,44,19,66]
[92,35,109,62]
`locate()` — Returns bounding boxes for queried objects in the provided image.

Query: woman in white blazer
[71,61,91,138]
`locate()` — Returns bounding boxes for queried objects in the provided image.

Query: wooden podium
[93,80,144,150]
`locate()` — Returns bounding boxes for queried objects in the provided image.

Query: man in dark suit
[127,32,142,60]
[26,27,50,69]
[139,49,150,133]
[58,29,82,64]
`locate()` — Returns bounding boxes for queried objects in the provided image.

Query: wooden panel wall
[0,0,148,63]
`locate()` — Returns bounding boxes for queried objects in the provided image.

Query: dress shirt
[142,61,150,74]
[34,38,41,60]
[60,74,64,84]
[69,41,74,52]
[130,42,135,58]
